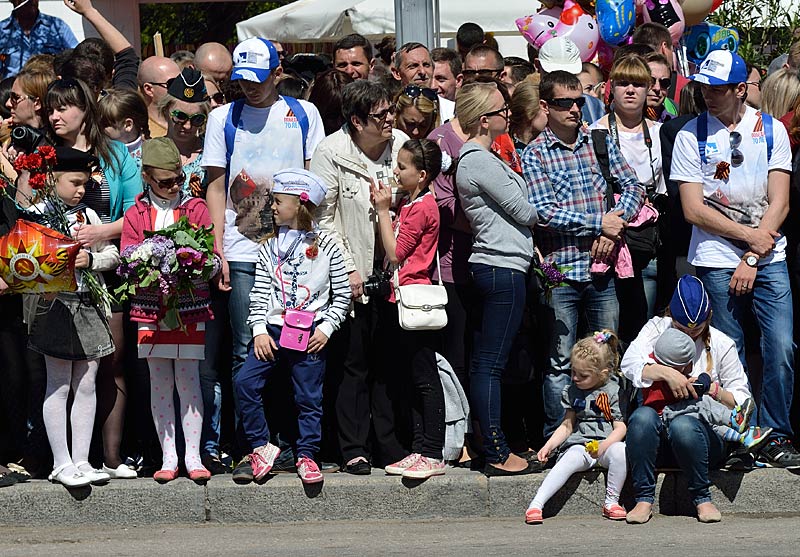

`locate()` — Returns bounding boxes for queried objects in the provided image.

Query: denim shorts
[28,292,115,361]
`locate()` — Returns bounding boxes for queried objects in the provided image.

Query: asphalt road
[2,515,800,556]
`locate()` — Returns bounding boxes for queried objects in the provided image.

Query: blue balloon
[596,0,635,46]
[685,23,740,66]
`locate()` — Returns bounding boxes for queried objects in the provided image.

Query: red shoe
[525,508,543,524]
[153,468,179,483]
[603,503,627,520]
[296,457,324,484]
[188,467,211,483]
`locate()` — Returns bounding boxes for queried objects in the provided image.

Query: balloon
[595,38,616,72]
[710,0,723,12]
[516,7,562,50]
[0,220,79,294]
[679,0,714,27]
[642,0,686,47]
[596,0,636,46]
[684,23,739,66]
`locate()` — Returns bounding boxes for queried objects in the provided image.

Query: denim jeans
[626,406,726,506]
[542,274,618,438]
[696,262,795,438]
[228,261,257,452]
[469,263,527,464]
[234,325,326,458]
[198,289,226,457]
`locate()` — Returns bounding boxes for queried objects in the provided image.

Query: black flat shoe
[483,459,543,477]
[0,472,17,488]
[342,460,371,475]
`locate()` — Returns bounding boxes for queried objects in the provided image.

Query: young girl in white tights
[526,330,628,524]
[121,138,218,483]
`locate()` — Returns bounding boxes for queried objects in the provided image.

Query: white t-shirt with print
[588,119,666,195]
[202,97,325,263]
[671,105,792,269]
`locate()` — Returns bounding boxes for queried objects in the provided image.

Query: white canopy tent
[236,0,541,57]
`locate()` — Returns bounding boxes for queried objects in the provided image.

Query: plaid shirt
[522,127,644,283]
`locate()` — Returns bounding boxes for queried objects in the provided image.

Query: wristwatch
[743,254,759,268]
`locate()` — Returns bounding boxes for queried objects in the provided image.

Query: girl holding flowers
[525,330,628,524]
[120,137,218,483]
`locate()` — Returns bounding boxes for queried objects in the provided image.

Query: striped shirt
[522,127,644,283]
[248,230,350,340]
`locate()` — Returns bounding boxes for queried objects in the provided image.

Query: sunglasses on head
[47,78,81,93]
[147,172,186,188]
[651,77,671,89]
[546,97,586,109]
[402,85,438,102]
[170,109,207,127]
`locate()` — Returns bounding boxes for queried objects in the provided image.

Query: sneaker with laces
[232,455,254,484]
[741,426,773,452]
[250,443,281,480]
[401,456,445,479]
[758,438,800,469]
[296,457,324,484]
[730,397,755,434]
[384,453,421,475]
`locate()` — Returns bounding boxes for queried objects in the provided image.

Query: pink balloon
[516,7,562,49]
[517,1,599,61]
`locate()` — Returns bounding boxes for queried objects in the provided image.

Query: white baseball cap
[689,50,748,86]
[231,38,280,83]
[538,37,582,75]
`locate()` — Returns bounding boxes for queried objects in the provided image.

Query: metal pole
[393,0,435,48]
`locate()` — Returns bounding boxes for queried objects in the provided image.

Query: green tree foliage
[709,0,800,67]
[140,1,285,51]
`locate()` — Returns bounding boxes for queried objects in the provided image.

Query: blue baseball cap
[689,50,748,86]
[669,275,711,329]
[231,38,280,83]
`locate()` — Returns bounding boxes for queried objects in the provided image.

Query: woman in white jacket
[621,275,751,525]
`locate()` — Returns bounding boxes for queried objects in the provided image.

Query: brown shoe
[697,503,722,523]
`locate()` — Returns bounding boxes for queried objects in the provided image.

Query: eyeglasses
[614,80,649,89]
[147,172,186,188]
[8,91,35,105]
[746,81,761,90]
[730,131,744,166]
[367,105,396,122]
[170,109,207,127]
[207,92,225,104]
[462,68,504,78]
[402,85,438,102]
[546,97,586,109]
[482,104,509,119]
[147,82,169,89]
[650,77,672,89]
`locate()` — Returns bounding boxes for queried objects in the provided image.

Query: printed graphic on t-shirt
[230,169,273,241]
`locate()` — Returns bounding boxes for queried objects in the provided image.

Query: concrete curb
[1,467,799,525]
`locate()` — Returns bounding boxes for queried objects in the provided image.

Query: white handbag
[393,251,448,331]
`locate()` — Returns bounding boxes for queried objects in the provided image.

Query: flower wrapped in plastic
[116,216,218,330]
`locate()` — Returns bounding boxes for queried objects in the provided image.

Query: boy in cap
[202,38,325,468]
[671,49,799,468]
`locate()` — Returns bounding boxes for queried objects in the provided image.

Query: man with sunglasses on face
[671,50,800,469]
[138,56,180,138]
[523,71,644,440]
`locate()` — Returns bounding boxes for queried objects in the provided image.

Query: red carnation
[28,172,47,189]
[26,153,43,170]
[38,145,56,162]
[305,244,318,259]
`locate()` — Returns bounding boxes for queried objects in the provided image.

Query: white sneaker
[75,462,111,485]
[49,464,91,488]
[103,463,138,479]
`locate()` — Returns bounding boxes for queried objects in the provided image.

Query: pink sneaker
[384,453,421,475]
[525,508,543,524]
[249,443,281,480]
[296,457,324,484]
[401,456,445,479]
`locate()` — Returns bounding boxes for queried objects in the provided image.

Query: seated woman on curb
[620,275,752,524]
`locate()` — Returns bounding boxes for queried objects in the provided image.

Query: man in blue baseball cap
[670,49,799,468]
[202,37,326,482]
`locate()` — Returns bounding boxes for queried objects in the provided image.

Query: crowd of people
[2,0,800,526]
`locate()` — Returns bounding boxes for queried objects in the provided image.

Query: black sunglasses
[207,92,225,104]
[730,131,744,166]
[402,85,438,102]
[147,172,186,188]
[462,68,503,78]
[482,104,509,118]
[651,77,671,89]
[546,97,586,109]
[47,78,81,92]
[170,109,207,127]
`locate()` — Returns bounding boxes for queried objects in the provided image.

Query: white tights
[147,357,204,472]
[529,442,627,510]
[43,356,98,476]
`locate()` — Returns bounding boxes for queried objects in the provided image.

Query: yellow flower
[585,440,599,457]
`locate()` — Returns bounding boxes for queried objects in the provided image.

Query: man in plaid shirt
[522,71,643,438]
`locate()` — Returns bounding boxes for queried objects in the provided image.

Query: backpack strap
[762,112,773,163]
[697,111,709,165]
[591,129,616,211]
[281,95,309,161]
[223,98,246,189]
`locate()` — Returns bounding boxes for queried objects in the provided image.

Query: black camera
[362,271,391,298]
[10,125,46,153]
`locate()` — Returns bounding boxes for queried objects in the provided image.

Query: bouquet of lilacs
[116,216,217,329]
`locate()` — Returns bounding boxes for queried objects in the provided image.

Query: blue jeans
[542,275,618,438]
[234,325,326,458]
[469,263,527,464]
[228,261,257,451]
[198,289,226,457]
[696,262,795,438]
[626,406,726,506]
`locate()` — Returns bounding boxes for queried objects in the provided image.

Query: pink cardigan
[121,192,218,324]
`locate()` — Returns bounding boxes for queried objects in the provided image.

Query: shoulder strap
[591,129,616,211]
[281,95,309,161]
[762,112,773,163]
[697,111,709,165]
[224,99,246,189]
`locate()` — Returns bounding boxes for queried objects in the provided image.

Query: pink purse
[276,250,316,352]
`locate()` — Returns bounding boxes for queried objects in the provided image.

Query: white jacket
[311,126,409,303]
